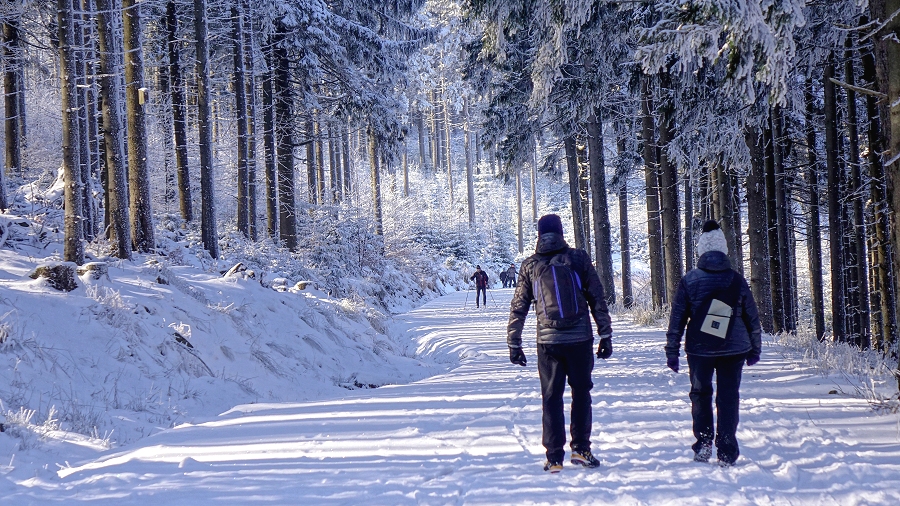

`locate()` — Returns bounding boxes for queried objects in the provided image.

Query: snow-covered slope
[4,289,899,504]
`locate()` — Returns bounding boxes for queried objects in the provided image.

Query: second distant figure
[504,263,517,288]
[470,265,489,308]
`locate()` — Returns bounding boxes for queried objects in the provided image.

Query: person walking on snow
[504,263,517,288]
[506,214,613,473]
[470,265,489,308]
[665,220,762,467]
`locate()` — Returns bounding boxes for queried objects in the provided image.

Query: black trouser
[475,287,486,306]
[687,353,746,463]
[537,340,594,462]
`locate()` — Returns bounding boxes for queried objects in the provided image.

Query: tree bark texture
[232,3,250,237]
[844,41,871,348]
[368,126,383,236]
[618,137,633,308]
[804,80,826,341]
[658,73,683,303]
[2,13,23,193]
[164,1,192,222]
[641,76,665,307]
[272,27,295,249]
[194,0,217,257]
[95,0,130,259]
[262,50,277,239]
[464,98,475,227]
[587,112,615,305]
[59,0,84,264]
[825,56,846,342]
[743,127,774,333]
[243,0,257,239]
[862,37,897,350]
[123,0,154,252]
[564,135,587,251]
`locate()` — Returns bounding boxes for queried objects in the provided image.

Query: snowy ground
[4,288,900,505]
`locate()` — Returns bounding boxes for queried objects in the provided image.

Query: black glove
[509,347,527,366]
[746,354,760,366]
[667,355,679,373]
[596,337,612,359]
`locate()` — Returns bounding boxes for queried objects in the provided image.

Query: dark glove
[509,347,527,366]
[596,337,612,359]
[746,354,760,366]
[667,355,679,373]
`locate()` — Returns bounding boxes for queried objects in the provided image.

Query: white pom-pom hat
[697,220,728,256]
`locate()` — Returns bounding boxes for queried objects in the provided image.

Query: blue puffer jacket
[665,251,761,358]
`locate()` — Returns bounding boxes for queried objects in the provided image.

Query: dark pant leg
[714,354,746,463]
[537,344,567,462]
[687,354,715,453]
[476,287,486,305]
[564,340,595,452]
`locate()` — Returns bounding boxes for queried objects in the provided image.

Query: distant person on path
[506,213,613,473]
[665,220,762,467]
[470,265,489,308]
[504,263,517,288]
[499,270,509,288]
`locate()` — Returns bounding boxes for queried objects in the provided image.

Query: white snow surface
[1,287,899,504]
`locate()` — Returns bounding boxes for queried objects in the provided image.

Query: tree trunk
[165,0,192,222]
[658,73,682,303]
[2,12,23,196]
[464,98,475,227]
[272,27,295,249]
[743,126,774,333]
[73,4,96,240]
[305,121,317,204]
[763,122,785,333]
[862,31,897,351]
[262,47,277,238]
[123,0,154,252]
[804,81,826,340]
[587,111,615,304]
[342,123,352,199]
[96,0,131,259]
[564,135,587,251]
[443,98,454,203]
[516,162,524,253]
[330,123,340,202]
[577,138,591,253]
[618,136,633,308]
[825,55,847,342]
[59,0,85,264]
[844,39,871,347]
[641,76,665,307]
[714,159,739,270]
[243,0,257,239]
[417,108,429,172]
[232,2,250,237]
[684,172,694,271]
[195,0,218,257]
[315,116,326,203]
[368,126,383,236]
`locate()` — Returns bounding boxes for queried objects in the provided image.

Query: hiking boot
[717,458,736,467]
[543,460,563,473]
[694,444,712,463]
[570,449,600,468]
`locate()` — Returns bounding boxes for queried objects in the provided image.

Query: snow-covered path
[11,289,900,504]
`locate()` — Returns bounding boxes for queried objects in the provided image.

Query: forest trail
[12,289,900,505]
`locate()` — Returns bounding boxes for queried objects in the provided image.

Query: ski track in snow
[7,289,900,505]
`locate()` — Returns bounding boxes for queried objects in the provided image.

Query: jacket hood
[535,233,569,255]
[697,250,731,272]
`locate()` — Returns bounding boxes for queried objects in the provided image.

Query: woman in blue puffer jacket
[665,220,762,467]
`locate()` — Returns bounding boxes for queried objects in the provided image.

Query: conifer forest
[5,1,900,501]
[3,1,900,376]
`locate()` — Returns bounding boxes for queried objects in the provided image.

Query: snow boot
[543,460,563,473]
[694,444,712,463]
[570,449,599,468]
